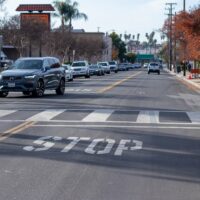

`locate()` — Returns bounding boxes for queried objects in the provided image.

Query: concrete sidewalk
[164,68,200,92]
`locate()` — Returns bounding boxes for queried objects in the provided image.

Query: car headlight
[24,75,36,79]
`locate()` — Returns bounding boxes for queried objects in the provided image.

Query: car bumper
[148,69,160,73]
[73,71,88,77]
[110,67,117,71]
[0,80,36,92]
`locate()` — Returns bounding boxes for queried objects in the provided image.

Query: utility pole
[0,35,2,68]
[183,0,186,11]
[165,3,177,71]
[97,27,100,32]
[173,12,177,73]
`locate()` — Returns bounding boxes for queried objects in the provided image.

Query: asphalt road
[0,68,200,200]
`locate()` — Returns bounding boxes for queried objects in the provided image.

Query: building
[71,31,112,63]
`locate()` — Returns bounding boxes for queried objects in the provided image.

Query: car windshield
[109,62,115,65]
[72,62,86,67]
[99,63,107,66]
[90,65,98,69]
[150,63,159,66]
[12,59,43,70]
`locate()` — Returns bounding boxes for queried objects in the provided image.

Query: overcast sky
[2,0,200,42]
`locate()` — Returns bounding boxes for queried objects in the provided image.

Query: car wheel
[85,75,90,78]
[158,71,160,75]
[32,80,45,97]
[148,71,150,74]
[0,91,8,97]
[56,78,65,95]
[23,91,31,96]
[115,70,118,73]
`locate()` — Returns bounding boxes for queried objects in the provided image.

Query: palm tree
[145,31,155,54]
[54,0,88,32]
[65,0,88,31]
[54,1,69,32]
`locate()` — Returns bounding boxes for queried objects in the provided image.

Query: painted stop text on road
[23,136,143,156]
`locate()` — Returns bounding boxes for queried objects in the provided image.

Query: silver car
[62,64,73,81]
[71,61,90,78]
[97,62,111,74]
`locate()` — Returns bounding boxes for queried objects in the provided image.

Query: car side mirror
[44,66,51,72]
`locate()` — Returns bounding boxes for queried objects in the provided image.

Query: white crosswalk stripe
[136,111,159,123]
[82,109,114,122]
[26,109,66,121]
[187,112,200,123]
[0,109,200,124]
[0,110,17,118]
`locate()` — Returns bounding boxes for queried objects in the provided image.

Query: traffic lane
[0,70,141,110]
[0,70,136,99]
[67,70,139,91]
[0,125,200,200]
[89,69,198,111]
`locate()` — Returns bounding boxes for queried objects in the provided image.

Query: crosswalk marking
[0,110,17,118]
[82,109,114,122]
[0,109,200,124]
[26,109,66,121]
[187,112,200,123]
[136,111,159,123]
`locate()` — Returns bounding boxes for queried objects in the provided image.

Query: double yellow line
[98,71,142,93]
[0,121,35,141]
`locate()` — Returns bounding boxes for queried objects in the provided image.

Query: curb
[164,68,200,91]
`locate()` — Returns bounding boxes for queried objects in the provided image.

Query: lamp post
[183,0,186,11]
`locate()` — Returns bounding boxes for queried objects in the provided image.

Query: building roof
[16,4,55,12]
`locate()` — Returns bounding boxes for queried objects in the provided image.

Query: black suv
[0,57,65,97]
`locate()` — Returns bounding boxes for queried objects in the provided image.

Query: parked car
[148,62,160,75]
[118,63,127,71]
[89,64,104,76]
[0,57,65,97]
[62,64,73,81]
[108,61,118,73]
[71,61,90,78]
[143,63,149,68]
[97,62,111,74]
[133,63,142,68]
[119,63,129,71]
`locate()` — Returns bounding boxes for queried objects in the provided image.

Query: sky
[1,0,199,42]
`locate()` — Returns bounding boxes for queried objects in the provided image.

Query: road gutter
[98,71,142,93]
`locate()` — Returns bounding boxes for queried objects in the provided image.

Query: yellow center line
[0,121,35,141]
[98,71,142,93]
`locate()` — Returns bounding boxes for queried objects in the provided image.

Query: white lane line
[82,109,114,122]
[33,124,200,129]
[136,111,159,123]
[26,109,66,121]
[0,119,200,125]
[187,112,200,123]
[0,110,17,118]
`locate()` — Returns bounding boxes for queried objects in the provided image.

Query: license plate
[8,82,15,87]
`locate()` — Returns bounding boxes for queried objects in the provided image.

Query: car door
[42,59,52,89]
[43,58,57,89]
[51,58,61,88]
